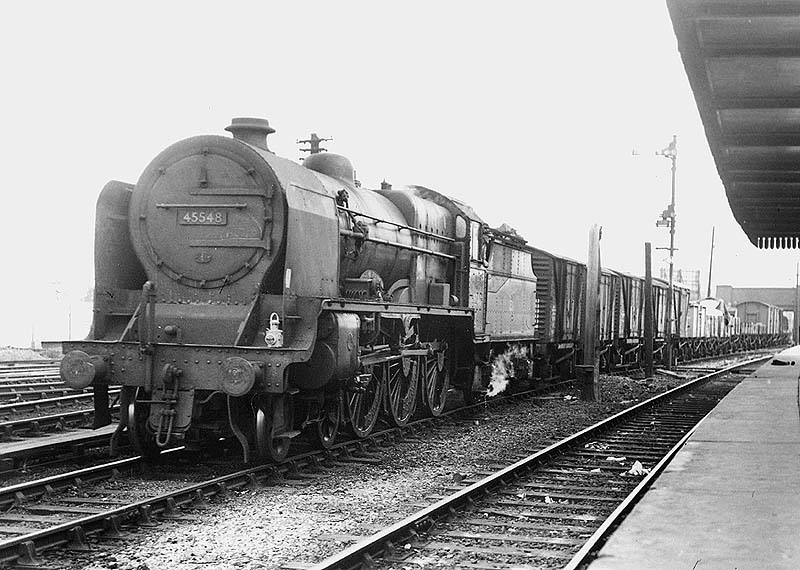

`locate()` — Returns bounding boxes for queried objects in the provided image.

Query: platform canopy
[668,0,800,249]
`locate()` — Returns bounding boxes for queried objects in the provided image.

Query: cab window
[455,215,467,239]
[470,221,481,261]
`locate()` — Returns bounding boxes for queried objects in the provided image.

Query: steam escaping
[486,344,529,397]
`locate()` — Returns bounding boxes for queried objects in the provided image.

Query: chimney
[225,117,275,151]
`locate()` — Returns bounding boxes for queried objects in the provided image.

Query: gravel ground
[0,347,61,361]
[43,372,689,570]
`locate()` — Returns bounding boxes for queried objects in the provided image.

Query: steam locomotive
[60,118,786,463]
[60,118,542,462]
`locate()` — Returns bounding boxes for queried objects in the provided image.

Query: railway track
[0,362,60,384]
[0,390,118,418]
[0,372,61,385]
[0,381,119,475]
[0,353,768,566]
[0,361,112,450]
[0,360,60,370]
[0,410,100,439]
[306,356,768,570]
[0,383,87,402]
[0,426,119,476]
[0,378,581,566]
[0,370,574,480]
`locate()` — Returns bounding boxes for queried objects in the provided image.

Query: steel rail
[0,456,144,509]
[0,377,569,496]
[680,347,777,365]
[0,372,60,383]
[0,390,120,415]
[0,435,395,564]
[0,361,60,369]
[0,377,568,481]
[0,431,118,475]
[0,382,80,393]
[308,354,771,570]
[0,407,117,437]
[0,387,87,403]
[0,462,248,566]
[561,424,700,570]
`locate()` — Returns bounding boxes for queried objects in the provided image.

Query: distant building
[661,267,702,301]
[715,286,796,311]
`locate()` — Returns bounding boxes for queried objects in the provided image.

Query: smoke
[486,344,529,397]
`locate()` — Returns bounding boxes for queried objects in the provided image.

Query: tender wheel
[123,387,161,460]
[347,365,384,438]
[385,357,419,427]
[255,395,292,463]
[422,345,449,416]
[316,392,342,449]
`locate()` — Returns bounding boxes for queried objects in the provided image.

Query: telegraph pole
[656,135,677,369]
[707,226,715,298]
[644,243,654,378]
[580,224,602,401]
[795,262,799,344]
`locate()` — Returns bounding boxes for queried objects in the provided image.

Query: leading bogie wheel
[123,387,161,460]
[347,365,384,438]
[255,395,292,463]
[385,357,418,427]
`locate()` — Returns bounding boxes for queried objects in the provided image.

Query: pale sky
[1,1,797,347]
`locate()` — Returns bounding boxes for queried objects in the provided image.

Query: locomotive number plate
[178,209,228,225]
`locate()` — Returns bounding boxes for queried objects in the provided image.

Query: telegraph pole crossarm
[297,133,333,156]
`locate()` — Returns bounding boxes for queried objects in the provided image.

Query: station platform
[586,346,800,570]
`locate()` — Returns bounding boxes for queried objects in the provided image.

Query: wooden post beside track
[644,242,654,378]
[580,224,601,402]
[795,262,799,345]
